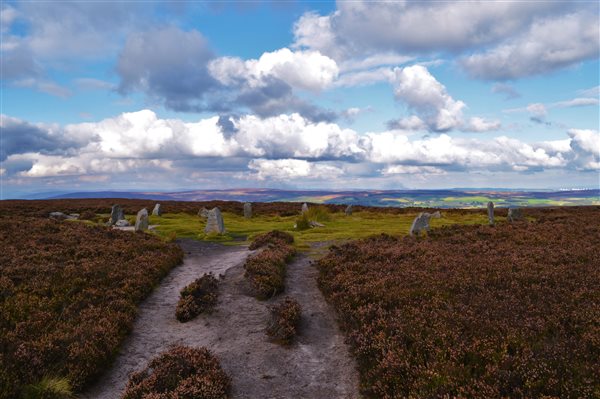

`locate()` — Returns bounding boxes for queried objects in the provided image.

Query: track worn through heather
[82,239,360,399]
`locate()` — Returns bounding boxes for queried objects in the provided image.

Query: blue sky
[1,1,599,198]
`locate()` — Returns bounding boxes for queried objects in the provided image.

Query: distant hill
[46,188,600,208]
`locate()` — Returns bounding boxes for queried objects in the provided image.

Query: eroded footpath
[82,239,360,399]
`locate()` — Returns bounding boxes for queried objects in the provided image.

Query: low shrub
[244,232,296,299]
[294,214,311,231]
[317,208,600,398]
[305,205,331,222]
[249,230,294,250]
[175,274,219,322]
[121,345,230,399]
[0,217,183,398]
[78,210,97,221]
[266,297,302,345]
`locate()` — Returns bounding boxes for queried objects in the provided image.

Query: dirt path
[82,240,360,399]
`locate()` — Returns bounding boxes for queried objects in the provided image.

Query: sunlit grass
[146,210,494,250]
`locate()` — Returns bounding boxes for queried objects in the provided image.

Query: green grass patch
[148,210,492,249]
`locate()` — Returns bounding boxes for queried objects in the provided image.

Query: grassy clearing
[146,210,491,249]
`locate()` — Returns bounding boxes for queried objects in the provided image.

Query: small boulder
[152,203,162,216]
[243,202,252,219]
[345,205,353,216]
[205,207,225,234]
[49,212,71,220]
[115,219,131,227]
[135,208,149,232]
[409,212,440,237]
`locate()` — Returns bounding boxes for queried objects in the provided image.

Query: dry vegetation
[121,345,230,399]
[317,207,600,398]
[175,274,219,322]
[244,231,296,299]
[0,216,183,398]
[266,297,302,345]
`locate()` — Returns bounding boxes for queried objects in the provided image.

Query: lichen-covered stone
[205,207,225,234]
[243,202,252,219]
[135,208,149,232]
[110,205,124,225]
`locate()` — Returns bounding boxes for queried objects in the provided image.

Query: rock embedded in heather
[49,212,73,220]
[301,203,309,214]
[508,207,524,222]
[243,202,252,219]
[487,201,495,226]
[115,219,131,227]
[205,207,225,234]
[409,211,441,236]
[152,203,162,216]
[345,205,353,215]
[110,205,125,225]
[135,208,149,232]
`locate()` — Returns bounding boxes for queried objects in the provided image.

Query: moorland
[1,199,598,398]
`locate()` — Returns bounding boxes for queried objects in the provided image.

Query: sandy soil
[82,239,360,399]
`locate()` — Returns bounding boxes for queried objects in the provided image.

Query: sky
[1,0,599,198]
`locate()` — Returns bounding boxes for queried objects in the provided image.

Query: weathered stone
[49,212,72,220]
[507,207,523,223]
[135,208,149,232]
[205,207,225,234]
[487,201,495,226]
[198,207,209,218]
[243,202,252,219]
[409,211,441,236]
[301,203,309,214]
[110,205,124,225]
[152,203,162,216]
[345,205,353,216]
[115,219,131,227]
[309,221,325,227]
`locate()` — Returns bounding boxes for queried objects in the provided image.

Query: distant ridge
[45,188,600,208]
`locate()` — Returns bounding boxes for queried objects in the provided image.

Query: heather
[121,345,230,399]
[317,207,600,398]
[175,274,219,322]
[0,216,183,398]
[266,297,302,345]
[244,231,296,299]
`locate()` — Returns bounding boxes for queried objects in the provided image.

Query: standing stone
[345,205,353,216]
[487,201,495,226]
[243,202,252,219]
[409,212,441,237]
[301,203,309,214]
[110,205,124,225]
[152,203,162,216]
[507,207,523,223]
[205,207,225,234]
[198,207,209,218]
[135,208,149,232]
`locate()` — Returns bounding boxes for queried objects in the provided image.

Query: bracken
[317,206,600,398]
